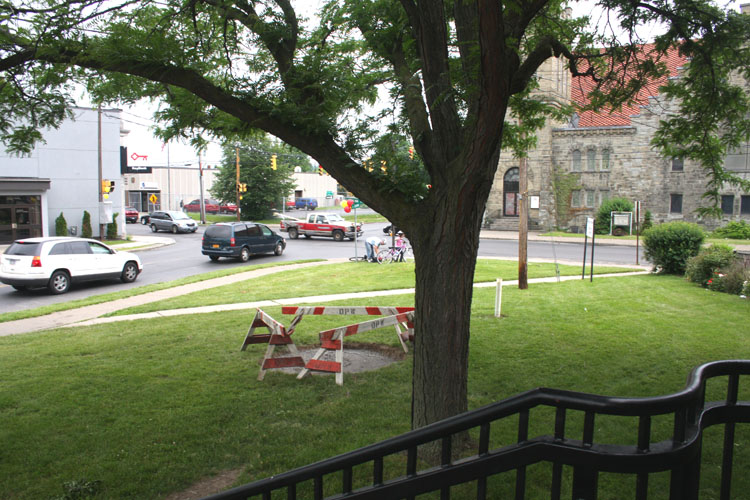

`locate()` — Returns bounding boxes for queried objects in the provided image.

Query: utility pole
[97,105,106,240]
[518,152,528,289]
[198,153,206,224]
[166,142,172,210]
[236,147,241,222]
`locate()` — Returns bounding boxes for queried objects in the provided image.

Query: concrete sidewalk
[0,260,346,336]
[2,260,649,336]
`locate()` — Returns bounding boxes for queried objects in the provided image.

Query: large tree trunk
[409,186,485,430]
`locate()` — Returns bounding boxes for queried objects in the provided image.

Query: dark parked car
[383,223,401,235]
[124,206,139,223]
[149,211,198,233]
[202,222,285,262]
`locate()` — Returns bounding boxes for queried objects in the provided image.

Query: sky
[117,105,224,170]
[111,0,746,169]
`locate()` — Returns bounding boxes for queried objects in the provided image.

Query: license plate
[212,244,219,248]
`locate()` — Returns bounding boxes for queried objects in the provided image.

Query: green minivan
[201,222,286,262]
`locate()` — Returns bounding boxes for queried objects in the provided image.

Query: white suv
[0,237,143,294]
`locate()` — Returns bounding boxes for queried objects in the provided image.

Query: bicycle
[376,246,411,264]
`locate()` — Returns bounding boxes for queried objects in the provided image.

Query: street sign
[149,194,158,204]
[585,217,595,238]
[351,200,362,209]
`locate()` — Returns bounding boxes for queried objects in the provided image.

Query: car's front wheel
[171,225,178,234]
[121,262,139,283]
[151,224,158,233]
[274,242,284,256]
[48,270,70,294]
[332,230,345,242]
[141,217,149,225]
[239,247,251,262]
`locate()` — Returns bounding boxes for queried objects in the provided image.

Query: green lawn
[0,260,321,323]
[1,273,748,498]
[108,259,638,316]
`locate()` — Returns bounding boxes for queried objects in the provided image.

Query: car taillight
[31,256,42,267]
[230,237,235,247]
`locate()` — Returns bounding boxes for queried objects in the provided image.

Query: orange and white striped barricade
[281,306,415,352]
[241,309,304,381]
[296,310,415,386]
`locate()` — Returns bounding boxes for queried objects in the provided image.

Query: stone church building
[486,9,750,233]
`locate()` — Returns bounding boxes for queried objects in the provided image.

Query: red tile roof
[570,44,688,127]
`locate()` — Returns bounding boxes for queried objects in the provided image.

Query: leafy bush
[712,220,750,240]
[684,244,736,286]
[640,210,653,234]
[106,212,119,240]
[742,280,750,297]
[55,212,68,236]
[595,197,633,234]
[642,222,705,274]
[708,261,750,295]
[81,211,93,238]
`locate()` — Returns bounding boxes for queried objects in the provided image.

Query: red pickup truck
[279,213,363,242]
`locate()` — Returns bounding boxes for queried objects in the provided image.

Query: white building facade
[0,107,124,243]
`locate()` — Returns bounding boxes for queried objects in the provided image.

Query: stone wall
[486,67,750,232]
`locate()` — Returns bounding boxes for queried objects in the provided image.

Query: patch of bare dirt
[163,468,243,500]
[274,342,407,374]
[164,345,406,499]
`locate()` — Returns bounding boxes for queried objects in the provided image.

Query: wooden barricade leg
[241,309,304,380]
[298,312,415,385]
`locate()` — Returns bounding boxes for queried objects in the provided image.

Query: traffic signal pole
[236,147,241,221]
[97,105,106,240]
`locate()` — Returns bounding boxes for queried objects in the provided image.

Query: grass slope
[0,275,747,498]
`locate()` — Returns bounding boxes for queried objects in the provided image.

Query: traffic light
[318,165,324,176]
[101,180,114,199]
[381,160,387,173]
[271,154,277,170]
[409,146,414,159]
[237,182,247,192]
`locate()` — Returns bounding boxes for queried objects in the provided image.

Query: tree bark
[409,179,487,430]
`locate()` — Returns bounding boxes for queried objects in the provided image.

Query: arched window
[587,149,596,171]
[503,167,520,217]
[571,150,582,171]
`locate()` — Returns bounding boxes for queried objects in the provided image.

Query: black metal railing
[203,360,750,500]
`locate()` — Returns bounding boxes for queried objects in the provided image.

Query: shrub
[742,280,750,297]
[642,221,705,274]
[595,197,633,234]
[55,212,68,236]
[712,220,750,240]
[640,210,653,234]
[684,244,736,286]
[106,212,119,240]
[81,211,93,238]
[708,261,750,295]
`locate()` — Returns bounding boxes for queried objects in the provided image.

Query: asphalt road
[0,213,645,314]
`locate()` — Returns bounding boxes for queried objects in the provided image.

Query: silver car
[149,211,198,234]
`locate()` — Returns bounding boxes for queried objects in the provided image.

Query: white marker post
[495,278,503,318]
